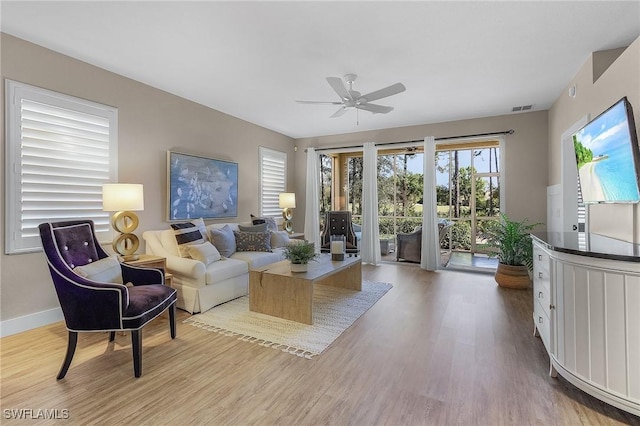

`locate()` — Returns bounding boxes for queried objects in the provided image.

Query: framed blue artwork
[167,151,238,220]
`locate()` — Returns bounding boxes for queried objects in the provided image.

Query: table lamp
[279,192,296,233]
[102,183,144,260]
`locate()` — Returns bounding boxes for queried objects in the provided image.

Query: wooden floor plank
[1,264,638,425]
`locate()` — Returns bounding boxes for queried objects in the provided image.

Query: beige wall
[294,111,549,231]
[0,34,295,322]
[548,36,640,241]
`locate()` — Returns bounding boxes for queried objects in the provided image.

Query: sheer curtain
[303,147,321,252]
[421,136,440,270]
[361,142,381,264]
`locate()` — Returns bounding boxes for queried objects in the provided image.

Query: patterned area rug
[184,281,392,358]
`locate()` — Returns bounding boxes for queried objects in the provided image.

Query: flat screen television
[573,97,640,203]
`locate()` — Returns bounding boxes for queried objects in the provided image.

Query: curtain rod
[308,129,514,153]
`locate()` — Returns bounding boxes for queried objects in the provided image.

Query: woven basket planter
[495,263,531,289]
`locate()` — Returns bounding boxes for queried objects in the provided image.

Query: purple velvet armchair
[38,220,177,379]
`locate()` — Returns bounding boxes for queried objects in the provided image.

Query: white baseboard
[1,308,64,338]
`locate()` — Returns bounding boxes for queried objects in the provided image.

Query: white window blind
[5,80,117,254]
[259,147,287,217]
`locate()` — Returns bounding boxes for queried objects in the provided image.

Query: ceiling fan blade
[356,103,394,114]
[330,107,348,118]
[296,100,343,105]
[326,77,353,101]
[358,83,406,103]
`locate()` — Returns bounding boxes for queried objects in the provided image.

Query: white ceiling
[2,1,639,139]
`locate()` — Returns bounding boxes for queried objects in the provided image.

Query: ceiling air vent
[512,105,534,112]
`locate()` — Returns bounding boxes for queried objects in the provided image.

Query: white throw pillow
[73,256,123,284]
[270,231,291,248]
[187,242,221,265]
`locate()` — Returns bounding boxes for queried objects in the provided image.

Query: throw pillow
[250,214,278,232]
[270,230,291,248]
[73,256,123,284]
[238,223,268,233]
[209,224,237,257]
[234,231,272,252]
[191,218,209,242]
[171,222,206,257]
[187,242,221,265]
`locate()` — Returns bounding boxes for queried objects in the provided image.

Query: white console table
[531,233,640,416]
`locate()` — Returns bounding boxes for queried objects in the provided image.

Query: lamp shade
[102,184,144,212]
[279,192,296,209]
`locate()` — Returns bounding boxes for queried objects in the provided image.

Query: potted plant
[282,241,318,272]
[483,213,541,289]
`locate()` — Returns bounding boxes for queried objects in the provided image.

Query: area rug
[184,281,392,358]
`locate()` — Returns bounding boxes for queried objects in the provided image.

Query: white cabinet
[531,235,640,416]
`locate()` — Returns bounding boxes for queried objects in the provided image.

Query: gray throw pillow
[234,231,272,252]
[209,224,236,258]
[250,214,278,232]
[238,223,268,233]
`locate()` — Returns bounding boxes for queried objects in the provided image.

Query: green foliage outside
[573,136,593,169]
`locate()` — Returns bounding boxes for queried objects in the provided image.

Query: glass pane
[472,147,500,174]
[475,176,500,218]
[346,156,363,216]
[475,218,498,254]
[319,154,332,216]
[450,219,471,251]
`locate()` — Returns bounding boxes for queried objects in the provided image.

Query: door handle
[572,224,578,231]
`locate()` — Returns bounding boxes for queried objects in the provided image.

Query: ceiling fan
[296,74,406,118]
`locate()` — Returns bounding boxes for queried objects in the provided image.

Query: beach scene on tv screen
[573,101,640,203]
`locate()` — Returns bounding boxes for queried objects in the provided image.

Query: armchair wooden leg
[131,329,142,378]
[57,331,78,380]
[169,304,176,339]
[109,331,116,342]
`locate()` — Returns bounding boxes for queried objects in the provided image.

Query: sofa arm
[165,255,206,281]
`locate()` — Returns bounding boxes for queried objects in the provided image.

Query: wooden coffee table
[249,254,362,324]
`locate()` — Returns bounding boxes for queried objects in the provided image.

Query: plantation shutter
[5,80,117,254]
[259,147,287,217]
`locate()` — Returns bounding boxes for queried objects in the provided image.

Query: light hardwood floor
[1,264,638,425]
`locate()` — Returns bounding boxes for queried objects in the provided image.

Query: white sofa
[142,222,286,313]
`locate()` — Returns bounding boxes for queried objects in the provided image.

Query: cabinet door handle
[538,272,543,279]
[550,304,555,310]
[538,291,544,298]
[538,316,544,324]
[538,254,542,261]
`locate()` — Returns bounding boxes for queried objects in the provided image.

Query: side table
[123,254,172,287]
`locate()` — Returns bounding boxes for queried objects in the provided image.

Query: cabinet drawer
[534,275,551,317]
[534,300,551,353]
[533,245,550,276]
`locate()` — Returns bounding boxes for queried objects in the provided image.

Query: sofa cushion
[234,231,271,252]
[230,249,284,269]
[204,258,248,285]
[238,223,268,233]
[160,229,181,256]
[209,224,236,257]
[250,215,278,232]
[187,242,221,265]
[73,256,123,284]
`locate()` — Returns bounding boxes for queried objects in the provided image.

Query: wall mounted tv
[573,97,640,203]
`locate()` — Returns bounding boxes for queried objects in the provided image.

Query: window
[258,147,287,217]
[5,80,118,254]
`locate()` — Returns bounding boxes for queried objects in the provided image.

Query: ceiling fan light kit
[296,74,406,120]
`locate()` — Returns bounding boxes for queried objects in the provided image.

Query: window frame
[5,80,118,254]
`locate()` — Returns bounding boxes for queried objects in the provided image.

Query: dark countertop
[531,232,640,263]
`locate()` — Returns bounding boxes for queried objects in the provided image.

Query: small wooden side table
[123,254,172,287]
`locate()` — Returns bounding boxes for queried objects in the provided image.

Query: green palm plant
[484,213,541,270]
[282,241,318,264]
